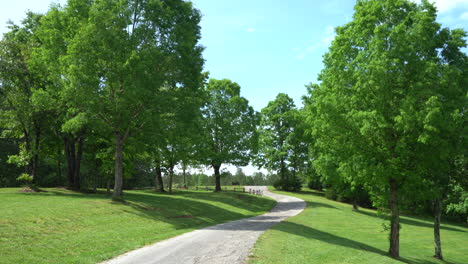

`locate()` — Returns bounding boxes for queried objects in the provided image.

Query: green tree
[201,79,258,192]
[256,93,306,189]
[31,0,95,190]
[305,0,467,258]
[66,0,204,200]
[0,12,46,186]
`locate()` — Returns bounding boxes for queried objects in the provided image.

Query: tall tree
[31,0,94,190]
[305,0,467,258]
[256,93,305,187]
[201,79,258,192]
[66,0,204,200]
[0,12,46,185]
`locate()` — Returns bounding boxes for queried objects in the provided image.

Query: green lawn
[0,188,276,264]
[249,189,468,264]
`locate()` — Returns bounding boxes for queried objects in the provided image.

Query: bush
[16,173,33,185]
[273,177,302,192]
[308,178,323,190]
[324,187,337,200]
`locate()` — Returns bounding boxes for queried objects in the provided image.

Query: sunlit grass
[249,188,468,264]
[0,188,275,264]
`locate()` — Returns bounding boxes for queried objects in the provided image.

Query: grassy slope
[249,189,468,264]
[0,188,275,264]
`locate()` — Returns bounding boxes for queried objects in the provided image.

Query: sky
[1,0,468,174]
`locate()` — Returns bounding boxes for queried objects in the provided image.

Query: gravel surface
[101,186,306,264]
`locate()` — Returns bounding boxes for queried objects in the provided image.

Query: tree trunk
[64,137,75,188]
[433,198,443,260]
[74,136,83,190]
[353,198,358,211]
[155,163,165,192]
[112,133,124,201]
[280,158,286,181]
[106,179,111,195]
[31,122,40,185]
[214,164,221,192]
[168,164,174,194]
[24,130,32,177]
[183,166,186,188]
[56,145,62,186]
[389,178,400,258]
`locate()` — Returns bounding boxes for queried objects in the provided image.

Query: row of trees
[0,0,306,199]
[302,0,467,260]
[1,0,467,261]
[156,169,279,188]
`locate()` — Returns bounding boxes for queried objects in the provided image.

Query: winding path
[102,186,306,264]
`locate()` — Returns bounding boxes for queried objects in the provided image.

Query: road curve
[101,186,306,264]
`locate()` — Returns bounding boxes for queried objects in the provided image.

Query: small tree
[256,93,306,190]
[201,79,258,192]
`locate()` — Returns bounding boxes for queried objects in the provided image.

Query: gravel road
[102,186,306,264]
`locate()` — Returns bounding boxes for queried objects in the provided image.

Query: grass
[0,187,276,264]
[249,188,468,264]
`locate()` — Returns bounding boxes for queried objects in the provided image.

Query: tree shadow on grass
[270,221,451,264]
[355,210,467,233]
[307,201,339,210]
[171,190,276,213]
[295,189,325,197]
[15,188,273,231]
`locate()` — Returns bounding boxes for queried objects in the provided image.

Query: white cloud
[246,27,256,33]
[460,11,468,20]
[296,26,336,60]
[411,0,468,13]
[321,26,336,45]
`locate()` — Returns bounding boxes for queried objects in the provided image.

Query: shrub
[273,177,302,192]
[324,187,337,200]
[308,178,323,190]
[16,173,33,185]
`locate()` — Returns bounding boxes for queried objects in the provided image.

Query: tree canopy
[305,0,467,258]
[201,78,258,191]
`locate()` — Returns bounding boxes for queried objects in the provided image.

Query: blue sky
[1,0,468,174]
[2,0,467,111]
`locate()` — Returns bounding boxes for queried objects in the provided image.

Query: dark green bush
[324,187,337,200]
[273,177,302,192]
[308,178,323,190]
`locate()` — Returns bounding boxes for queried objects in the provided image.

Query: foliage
[304,0,468,257]
[201,79,258,191]
[273,176,302,192]
[16,173,33,185]
[0,12,46,184]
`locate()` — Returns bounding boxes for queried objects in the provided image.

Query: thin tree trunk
[389,178,400,258]
[214,164,221,192]
[168,164,174,194]
[32,122,40,185]
[183,166,186,188]
[56,145,62,186]
[74,136,83,190]
[112,133,124,201]
[24,130,32,177]
[155,163,165,192]
[353,198,358,211]
[433,198,443,260]
[64,137,76,188]
[106,179,111,195]
[280,158,286,181]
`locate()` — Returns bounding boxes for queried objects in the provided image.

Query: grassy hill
[0,188,275,264]
[249,189,468,264]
